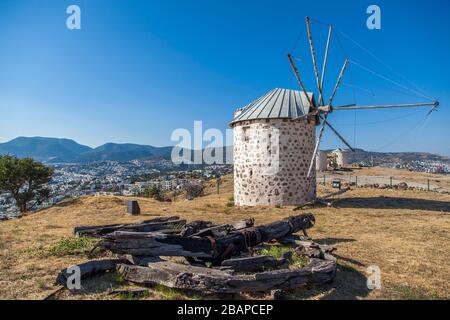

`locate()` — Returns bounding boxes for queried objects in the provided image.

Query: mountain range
[0,137,173,163]
[0,137,448,164]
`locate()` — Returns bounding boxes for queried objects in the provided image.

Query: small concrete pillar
[127,200,140,215]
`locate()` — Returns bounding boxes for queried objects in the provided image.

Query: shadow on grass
[289,264,370,300]
[333,197,450,213]
[316,238,356,245]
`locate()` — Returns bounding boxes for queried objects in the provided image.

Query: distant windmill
[287,17,439,179]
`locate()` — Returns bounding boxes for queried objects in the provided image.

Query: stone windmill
[231,17,439,207]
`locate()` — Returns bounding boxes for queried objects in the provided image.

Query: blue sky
[0,0,449,156]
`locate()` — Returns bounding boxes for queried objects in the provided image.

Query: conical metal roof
[231,88,315,125]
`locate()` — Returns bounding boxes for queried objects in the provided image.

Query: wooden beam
[319,25,333,106]
[74,217,185,237]
[307,113,328,178]
[99,214,316,262]
[56,259,123,287]
[306,16,324,107]
[287,54,313,108]
[328,59,349,106]
[320,116,355,152]
[99,231,214,258]
[333,102,438,110]
[116,257,336,294]
[220,255,287,273]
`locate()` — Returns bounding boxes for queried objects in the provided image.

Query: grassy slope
[0,173,449,300]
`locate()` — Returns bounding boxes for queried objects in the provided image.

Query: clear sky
[0,0,449,156]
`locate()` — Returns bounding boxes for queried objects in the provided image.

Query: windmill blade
[427,101,440,116]
[333,101,438,111]
[320,115,355,152]
[307,114,328,178]
[287,53,313,109]
[319,25,333,106]
[306,17,324,107]
[328,59,349,106]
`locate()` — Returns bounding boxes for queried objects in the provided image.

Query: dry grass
[0,172,449,300]
[336,166,450,189]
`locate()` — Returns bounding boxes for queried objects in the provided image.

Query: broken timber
[55,259,123,287]
[179,218,254,238]
[220,255,287,273]
[116,256,335,294]
[74,216,184,237]
[98,214,315,262]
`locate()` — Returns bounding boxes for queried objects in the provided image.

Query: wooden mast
[306,16,324,107]
[319,25,333,106]
[332,101,438,111]
[308,59,352,177]
[287,53,313,108]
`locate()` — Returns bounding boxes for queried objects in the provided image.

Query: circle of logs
[57,214,337,295]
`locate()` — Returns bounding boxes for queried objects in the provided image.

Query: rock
[397,182,408,190]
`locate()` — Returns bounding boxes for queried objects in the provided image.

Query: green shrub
[259,245,308,269]
[47,237,96,256]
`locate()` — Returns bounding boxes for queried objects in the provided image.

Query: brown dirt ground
[0,173,449,300]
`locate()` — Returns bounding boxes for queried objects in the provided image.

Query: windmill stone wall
[232,118,316,206]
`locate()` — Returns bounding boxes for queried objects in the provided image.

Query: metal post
[427,179,430,191]
[356,176,358,187]
[323,175,326,186]
[390,177,393,188]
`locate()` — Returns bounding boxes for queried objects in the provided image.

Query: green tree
[0,156,54,213]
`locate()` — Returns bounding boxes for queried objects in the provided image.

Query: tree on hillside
[0,155,54,213]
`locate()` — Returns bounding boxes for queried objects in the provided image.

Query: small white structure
[231,88,317,206]
[315,150,327,171]
[332,148,350,167]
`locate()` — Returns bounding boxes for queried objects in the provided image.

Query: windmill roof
[230,88,315,125]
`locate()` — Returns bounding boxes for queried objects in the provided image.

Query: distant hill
[0,137,92,162]
[1,137,447,165]
[74,143,173,163]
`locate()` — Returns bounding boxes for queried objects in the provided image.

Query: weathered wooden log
[191,219,255,238]
[56,259,123,287]
[179,220,213,237]
[74,216,184,237]
[277,235,336,254]
[208,213,316,260]
[99,214,316,262]
[179,219,254,238]
[99,232,214,257]
[116,257,335,294]
[231,218,255,230]
[220,255,286,273]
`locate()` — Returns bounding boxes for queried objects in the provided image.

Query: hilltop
[0,174,449,300]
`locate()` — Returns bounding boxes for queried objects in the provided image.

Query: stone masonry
[232,117,316,206]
